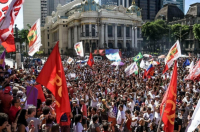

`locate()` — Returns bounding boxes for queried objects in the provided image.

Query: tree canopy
[193,24,200,41]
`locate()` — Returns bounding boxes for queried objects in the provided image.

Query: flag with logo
[160,61,177,132]
[87,53,94,67]
[67,57,74,64]
[0,0,24,52]
[125,62,138,76]
[163,40,181,73]
[133,52,143,62]
[28,19,42,56]
[36,41,71,123]
[74,42,84,57]
[0,49,5,68]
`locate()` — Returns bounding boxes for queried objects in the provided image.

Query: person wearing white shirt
[143,107,154,129]
[117,104,126,131]
[154,107,160,125]
[131,110,139,131]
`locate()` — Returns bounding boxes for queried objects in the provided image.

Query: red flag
[160,61,177,132]
[0,0,24,52]
[87,53,94,67]
[35,84,46,102]
[143,69,147,79]
[36,41,71,123]
[185,60,200,80]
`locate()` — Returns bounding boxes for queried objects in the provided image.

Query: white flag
[140,60,145,69]
[74,42,84,57]
[185,99,200,132]
[189,61,194,72]
[125,62,138,76]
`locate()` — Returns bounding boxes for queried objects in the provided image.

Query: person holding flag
[36,41,72,130]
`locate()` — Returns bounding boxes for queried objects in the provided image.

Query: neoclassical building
[41,0,143,55]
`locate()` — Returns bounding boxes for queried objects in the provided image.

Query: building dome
[127,1,141,17]
[82,0,99,12]
[155,4,184,22]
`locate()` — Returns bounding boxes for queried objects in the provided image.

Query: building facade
[162,0,184,13]
[134,0,162,21]
[100,0,118,6]
[41,0,143,55]
[47,0,73,16]
[23,0,41,29]
[41,0,48,26]
[169,3,200,54]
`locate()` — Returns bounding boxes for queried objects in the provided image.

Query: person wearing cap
[100,99,108,121]
[1,86,13,115]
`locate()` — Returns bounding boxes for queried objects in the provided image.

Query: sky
[14,0,200,30]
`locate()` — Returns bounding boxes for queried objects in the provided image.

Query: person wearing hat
[100,99,108,121]
[1,86,12,115]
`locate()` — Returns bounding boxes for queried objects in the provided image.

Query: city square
[0,0,199,132]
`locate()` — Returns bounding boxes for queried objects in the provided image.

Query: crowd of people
[0,55,199,132]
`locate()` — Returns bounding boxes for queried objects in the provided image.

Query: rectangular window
[47,34,49,39]
[108,25,113,37]
[48,42,49,47]
[126,27,130,37]
[85,25,89,37]
[117,26,121,37]
[92,24,95,37]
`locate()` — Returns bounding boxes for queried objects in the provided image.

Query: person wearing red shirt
[80,98,87,129]
[8,97,21,123]
[1,86,13,115]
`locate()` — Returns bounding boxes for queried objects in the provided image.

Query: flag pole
[14,86,34,123]
[156,103,166,132]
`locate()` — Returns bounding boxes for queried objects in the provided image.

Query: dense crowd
[0,56,199,132]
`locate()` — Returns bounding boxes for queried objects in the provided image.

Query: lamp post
[14,24,22,69]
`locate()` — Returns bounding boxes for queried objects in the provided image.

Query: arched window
[117,43,122,49]
[108,43,113,48]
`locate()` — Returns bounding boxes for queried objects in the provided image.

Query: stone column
[83,24,85,37]
[74,26,77,43]
[89,24,92,37]
[123,25,126,48]
[131,26,134,48]
[68,28,71,49]
[105,24,108,46]
[100,24,104,48]
[114,24,118,48]
[95,24,98,37]
[118,0,120,5]
[77,25,81,42]
[126,0,129,8]
[122,0,125,7]
[135,27,138,48]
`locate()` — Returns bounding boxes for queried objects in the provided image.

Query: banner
[125,62,138,76]
[105,49,121,62]
[0,49,5,68]
[163,40,181,73]
[67,57,74,64]
[74,42,84,57]
[28,18,42,56]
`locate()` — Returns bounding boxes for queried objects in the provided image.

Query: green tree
[193,24,200,41]
[142,20,168,53]
[171,24,189,42]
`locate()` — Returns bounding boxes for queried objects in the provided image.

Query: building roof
[155,4,184,22]
[186,3,200,17]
